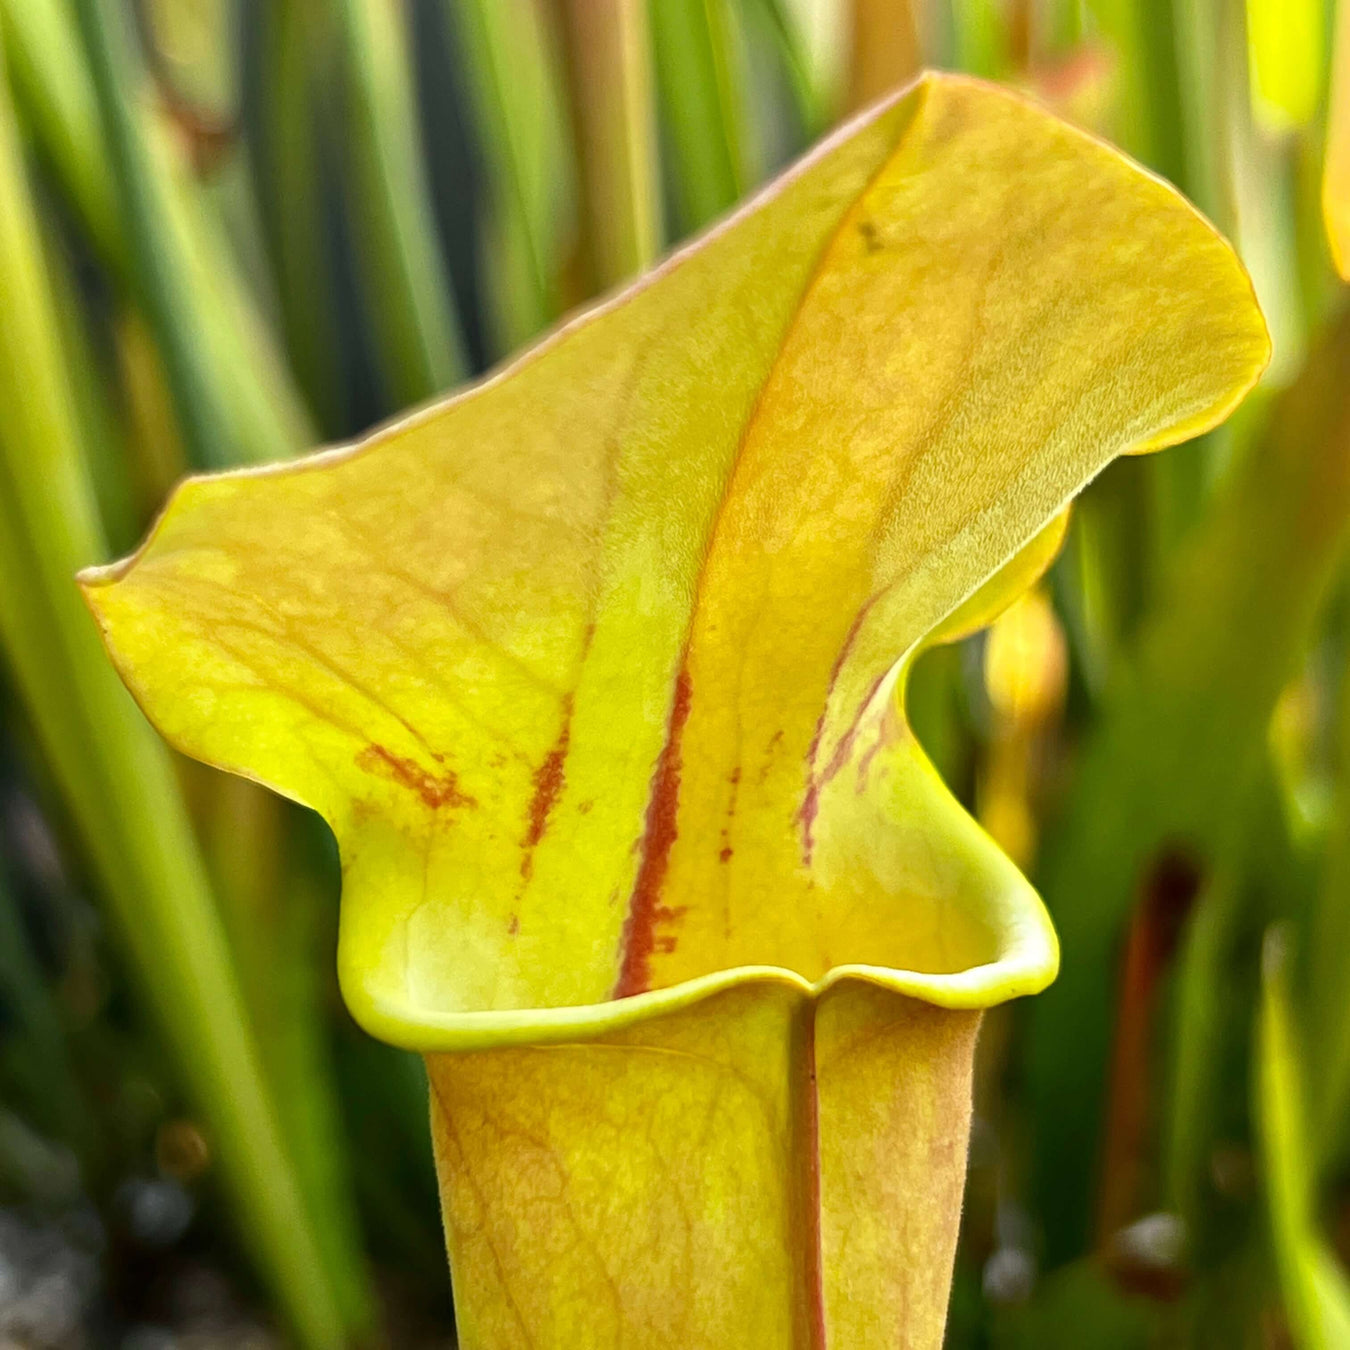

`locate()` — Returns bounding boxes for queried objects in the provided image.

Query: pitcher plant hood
[82,71,1268,1349]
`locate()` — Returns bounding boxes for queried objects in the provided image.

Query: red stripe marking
[803,1008,827,1348]
[614,667,693,997]
[799,597,880,862]
[358,744,475,811]
[799,669,885,864]
[853,692,903,790]
[519,693,574,881]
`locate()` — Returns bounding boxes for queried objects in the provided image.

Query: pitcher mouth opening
[335,686,1061,1056]
[338,863,1059,1055]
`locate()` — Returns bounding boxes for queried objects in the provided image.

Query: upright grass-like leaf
[1171,0,1236,231]
[845,0,920,112]
[114,307,189,510]
[950,0,1007,78]
[1304,629,1350,1161]
[1030,304,1350,1264]
[201,776,375,1340]
[0,34,353,1350]
[1159,0,1249,533]
[1246,0,1324,131]
[73,15,375,1296]
[0,863,89,1154]
[2,0,311,466]
[72,0,233,468]
[137,0,237,120]
[333,0,465,405]
[1075,0,1196,624]
[1325,0,1350,279]
[1164,864,1239,1228]
[1175,0,1310,404]
[740,0,835,133]
[650,0,745,230]
[252,0,345,434]
[551,0,661,292]
[1257,927,1350,1349]
[1226,42,1308,394]
[38,212,139,553]
[83,75,1266,1346]
[1084,0,1187,192]
[448,0,571,348]
[0,0,119,255]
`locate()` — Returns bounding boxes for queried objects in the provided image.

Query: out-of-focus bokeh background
[0,0,1348,1345]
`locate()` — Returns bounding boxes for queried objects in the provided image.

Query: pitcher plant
[80,72,1267,1349]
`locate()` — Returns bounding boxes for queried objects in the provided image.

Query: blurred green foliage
[0,0,1347,1346]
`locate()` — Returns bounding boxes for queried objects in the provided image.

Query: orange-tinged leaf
[428,980,979,1348]
[1325,0,1350,279]
[82,72,1268,1347]
[428,983,810,1347]
[815,982,982,1346]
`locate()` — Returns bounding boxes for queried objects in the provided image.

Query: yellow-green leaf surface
[84,72,1267,1348]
